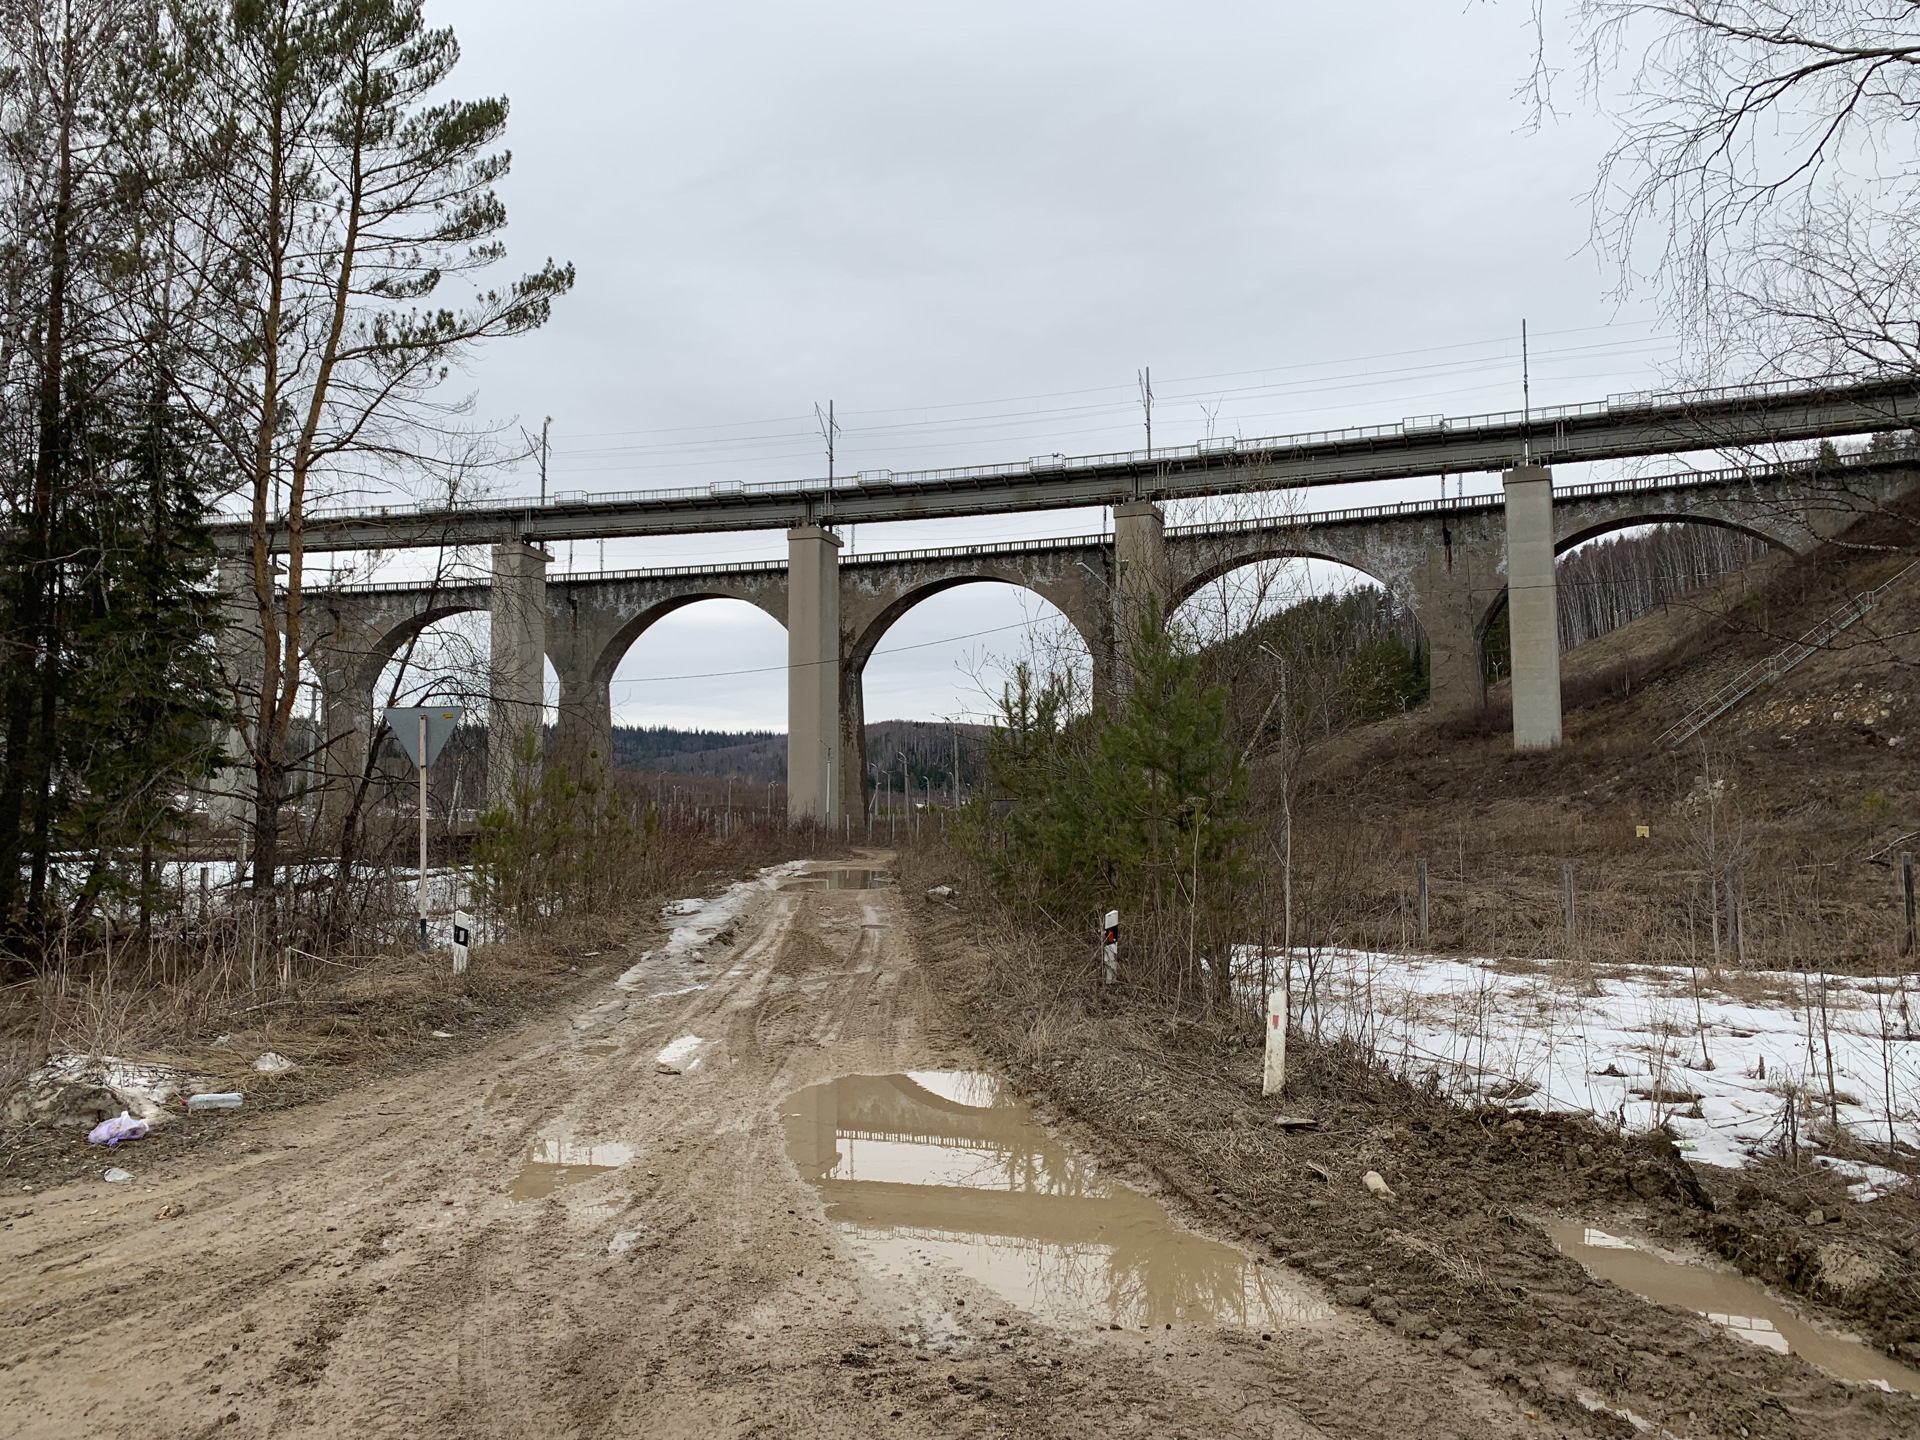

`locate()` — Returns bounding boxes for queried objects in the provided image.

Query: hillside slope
[1293,497,1920,969]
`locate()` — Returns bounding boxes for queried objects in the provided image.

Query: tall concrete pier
[1502,465,1562,750]
[1112,500,1169,682]
[489,542,551,806]
[786,525,841,824]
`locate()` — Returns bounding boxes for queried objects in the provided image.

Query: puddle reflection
[1548,1221,1920,1394]
[509,1138,634,1202]
[781,1072,1325,1332]
[783,869,891,891]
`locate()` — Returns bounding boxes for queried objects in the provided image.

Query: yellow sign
[1635,824,1651,839]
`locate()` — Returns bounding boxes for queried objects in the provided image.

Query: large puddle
[781,1070,1326,1332]
[1548,1221,1920,1395]
[509,1138,635,1201]
[782,868,891,891]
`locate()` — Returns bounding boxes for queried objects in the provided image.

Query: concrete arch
[1552,510,1804,559]
[1169,546,1432,649]
[353,602,490,699]
[1172,544,1404,612]
[545,570,789,777]
[845,573,1100,678]
[839,572,1102,823]
[1471,509,1788,680]
[584,590,787,690]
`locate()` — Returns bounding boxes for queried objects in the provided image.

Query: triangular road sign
[385,706,465,769]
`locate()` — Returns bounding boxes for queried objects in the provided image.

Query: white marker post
[385,706,464,953]
[451,909,472,976]
[1101,909,1119,986]
[1263,982,1288,1096]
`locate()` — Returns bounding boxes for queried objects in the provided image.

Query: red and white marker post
[1263,982,1288,1096]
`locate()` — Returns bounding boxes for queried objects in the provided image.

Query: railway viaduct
[284,452,1914,826]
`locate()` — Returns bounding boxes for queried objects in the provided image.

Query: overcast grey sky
[394,1,1670,730]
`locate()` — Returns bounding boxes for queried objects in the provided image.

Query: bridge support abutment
[839,657,868,829]
[1503,465,1562,749]
[1113,500,1169,685]
[1406,552,1487,718]
[787,525,841,826]
[311,645,371,842]
[555,671,613,782]
[211,559,264,841]
[489,542,551,807]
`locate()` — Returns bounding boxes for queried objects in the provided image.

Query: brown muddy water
[782,869,891,891]
[508,1138,635,1202]
[1548,1220,1920,1396]
[781,1070,1327,1333]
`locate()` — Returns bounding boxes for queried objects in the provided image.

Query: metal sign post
[385,706,464,953]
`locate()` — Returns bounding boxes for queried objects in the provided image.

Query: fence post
[1896,856,1912,960]
[1417,858,1429,947]
[1725,861,1744,963]
[1562,862,1575,953]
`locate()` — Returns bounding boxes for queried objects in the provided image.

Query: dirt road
[4,859,1552,1439]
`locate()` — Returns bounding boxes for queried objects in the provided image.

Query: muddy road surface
[9,860,1562,1439]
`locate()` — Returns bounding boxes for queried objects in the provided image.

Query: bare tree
[1552,3,1920,382]
[162,0,571,896]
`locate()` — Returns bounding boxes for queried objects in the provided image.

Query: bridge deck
[310,452,1895,598]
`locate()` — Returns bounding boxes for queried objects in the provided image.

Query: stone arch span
[583,590,788,691]
[838,561,1106,822]
[1553,509,1806,559]
[1170,544,1426,643]
[1469,509,1796,680]
[545,571,790,775]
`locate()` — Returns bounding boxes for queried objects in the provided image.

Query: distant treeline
[607,720,988,794]
[1556,523,1772,650]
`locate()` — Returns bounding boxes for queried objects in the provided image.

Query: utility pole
[1520,321,1531,464]
[1138,367,1153,453]
[816,401,839,484]
[539,415,551,505]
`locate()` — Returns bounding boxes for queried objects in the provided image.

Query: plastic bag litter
[103,1167,133,1183]
[252,1052,295,1073]
[88,1111,149,1147]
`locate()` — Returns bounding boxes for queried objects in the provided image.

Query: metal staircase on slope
[1660,559,1918,750]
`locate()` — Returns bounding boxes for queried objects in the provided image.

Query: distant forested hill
[608,720,988,791]
[609,726,785,780]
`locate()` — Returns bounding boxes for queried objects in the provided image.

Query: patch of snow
[655,1035,705,1074]
[11,1055,198,1128]
[1246,947,1919,1185]
[615,861,809,993]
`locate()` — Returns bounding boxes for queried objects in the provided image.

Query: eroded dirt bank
[3,856,1555,1440]
[902,867,1920,1440]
